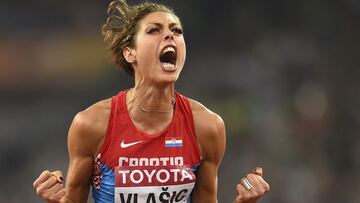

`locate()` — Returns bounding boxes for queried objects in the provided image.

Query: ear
[123,47,136,63]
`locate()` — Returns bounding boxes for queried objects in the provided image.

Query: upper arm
[64,101,110,202]
[190,101,226,203]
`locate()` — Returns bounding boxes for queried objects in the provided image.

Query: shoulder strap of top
[97,90,126,157]
[175,92,201,159]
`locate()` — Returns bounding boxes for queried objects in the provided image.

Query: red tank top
[92,90,201,203]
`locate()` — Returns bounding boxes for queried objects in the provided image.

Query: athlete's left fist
[233,167,270,203]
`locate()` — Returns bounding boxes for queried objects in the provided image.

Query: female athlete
[33,1,270,202]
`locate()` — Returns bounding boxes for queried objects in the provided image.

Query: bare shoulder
[74,98,112,126]
[188,98,226,161]
[68,98,112,157]
[188,98,225,134]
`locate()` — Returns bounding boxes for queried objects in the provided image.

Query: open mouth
[159,45,177,71]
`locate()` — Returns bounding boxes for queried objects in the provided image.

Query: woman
[32,1,270,202]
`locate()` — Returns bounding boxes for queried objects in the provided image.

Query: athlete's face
[125,11,186,85]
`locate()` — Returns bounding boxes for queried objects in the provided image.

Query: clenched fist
[33,170,66,203]
[233,167,270,203]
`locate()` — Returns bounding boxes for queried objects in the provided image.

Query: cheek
[178,40,186,64]
[138,46,158,68]
[135,36,158,61]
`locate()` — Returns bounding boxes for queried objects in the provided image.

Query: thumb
[251,167,263,176]
[51,170,64,183]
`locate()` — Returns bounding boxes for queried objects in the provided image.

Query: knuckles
[34,170,64,203]
[42,170,52,177]
[36,187,47,197]
[245,173,255,180]
[236,181,270,202]
[264,182,270,192]
[53,170,63,176]
[235,169,270,202]
[32,181,37,188]
[36,188,42,196]
[37,189,60,202]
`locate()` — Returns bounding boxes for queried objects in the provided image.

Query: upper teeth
[162,46,175,54]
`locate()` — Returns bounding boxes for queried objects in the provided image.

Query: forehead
[140,11,181,27]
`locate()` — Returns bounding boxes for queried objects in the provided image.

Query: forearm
[62,183,90,203]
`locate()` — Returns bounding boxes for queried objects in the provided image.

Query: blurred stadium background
[1,0,359,202]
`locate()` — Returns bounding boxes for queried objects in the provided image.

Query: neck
[126,83,176,135]
[128,83,175,113]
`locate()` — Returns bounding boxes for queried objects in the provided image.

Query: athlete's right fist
[33,170,66,203]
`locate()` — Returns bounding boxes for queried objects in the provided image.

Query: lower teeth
[162,63,175,69]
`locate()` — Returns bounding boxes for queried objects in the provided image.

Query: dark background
[1,0,359,202]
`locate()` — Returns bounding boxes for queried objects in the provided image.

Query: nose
[164,28,174,40]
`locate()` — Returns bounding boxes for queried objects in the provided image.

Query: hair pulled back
[102,0,177,77]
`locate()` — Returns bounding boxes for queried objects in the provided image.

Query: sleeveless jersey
[91,90,201,203]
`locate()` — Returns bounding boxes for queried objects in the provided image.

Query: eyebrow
[147,22,182,28]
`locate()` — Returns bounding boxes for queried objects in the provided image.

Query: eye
[147,27,160,34]
[172,27,183,34]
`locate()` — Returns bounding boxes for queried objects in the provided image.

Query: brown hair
[102,0,179,77]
